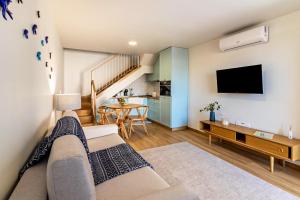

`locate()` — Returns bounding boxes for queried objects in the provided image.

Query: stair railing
[91,54,140,95]
[91,80,97,124]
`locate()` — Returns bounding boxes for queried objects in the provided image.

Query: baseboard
[147,119,187,131]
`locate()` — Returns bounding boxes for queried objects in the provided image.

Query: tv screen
[216,65,263,94]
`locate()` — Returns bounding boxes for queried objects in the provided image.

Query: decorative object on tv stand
[37,10,40,18]
[222,119,229,126]
[117,97,126,106]
[17,0,22,4]
[55,94,81,113]
[200,101,221,122]
[288,125,293,140]
[0,0,13,20]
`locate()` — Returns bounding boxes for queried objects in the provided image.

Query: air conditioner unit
[219,26,269,51]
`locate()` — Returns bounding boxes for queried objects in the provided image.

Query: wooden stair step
[76,109,92,117]
[82,102,91,109]
[79,115,93,124]
[81,95,91,103]
[82,123,96,127]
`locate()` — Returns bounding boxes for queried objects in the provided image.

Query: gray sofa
[10,111,198,200]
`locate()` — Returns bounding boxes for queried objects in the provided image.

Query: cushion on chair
[47,135,96,200]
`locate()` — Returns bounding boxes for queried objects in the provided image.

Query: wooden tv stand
[201,121,300,172]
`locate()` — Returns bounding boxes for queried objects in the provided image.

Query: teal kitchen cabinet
[160,96,171,127]
[159,48,172,81]
[147,99,160,122]
[160,47,188,129]
[147,56,160,82]
[147,47,188,130]
[170,47,188,128]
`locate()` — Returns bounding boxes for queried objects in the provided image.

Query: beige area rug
[139,142,298,200]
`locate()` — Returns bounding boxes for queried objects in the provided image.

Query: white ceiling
[50,0,300,54]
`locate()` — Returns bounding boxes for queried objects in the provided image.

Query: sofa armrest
[134,185,199,200]
[9,161,47,200]
[83,124,119,140]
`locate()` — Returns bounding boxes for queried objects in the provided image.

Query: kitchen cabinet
[160,96,171,127]
[159,48,172,81]
[147,99,160,122]
[147,47,189,130]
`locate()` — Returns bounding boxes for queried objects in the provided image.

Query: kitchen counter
[112,95,160,100]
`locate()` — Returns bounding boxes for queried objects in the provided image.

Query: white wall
[189,11,300,139]
[64,49,109,95]
[0,1,63,198]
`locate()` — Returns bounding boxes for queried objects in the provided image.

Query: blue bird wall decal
[32,24,38,35]
[41,40,44,46]
[23,29,29,39]
[0,0,13,20]
[37,51,42,61]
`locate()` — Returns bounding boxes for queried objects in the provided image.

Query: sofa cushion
[95,166,169,200]
[47,135,96,200]
[87,133,125,152]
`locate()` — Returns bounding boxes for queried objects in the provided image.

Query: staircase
[75,96,95,127]
[96,64,140,95]
[76,54,155,126]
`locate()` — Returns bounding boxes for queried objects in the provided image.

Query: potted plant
[117,97,126,106]
[200,101,221,122]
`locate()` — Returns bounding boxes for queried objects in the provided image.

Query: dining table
[105,103,144,139]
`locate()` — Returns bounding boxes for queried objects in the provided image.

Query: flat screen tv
[216,65,263,94]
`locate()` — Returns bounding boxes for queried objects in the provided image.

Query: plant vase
[210,111,216,122]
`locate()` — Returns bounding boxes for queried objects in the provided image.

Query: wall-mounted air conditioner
[219,26,269,51]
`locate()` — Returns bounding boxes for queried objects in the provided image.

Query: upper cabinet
[159,48,172,81]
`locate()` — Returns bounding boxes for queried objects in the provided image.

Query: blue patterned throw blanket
[20,116,152,185]
[89,143,153,185]
[20,116,89,176]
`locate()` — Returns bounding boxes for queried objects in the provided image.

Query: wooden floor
[125,122,300,197]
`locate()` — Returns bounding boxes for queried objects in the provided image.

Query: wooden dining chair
[128,106,149,136]
[97,106,114,125]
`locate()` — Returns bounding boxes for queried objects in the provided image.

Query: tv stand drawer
[246,136,289,158]
[211,126,236,140]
